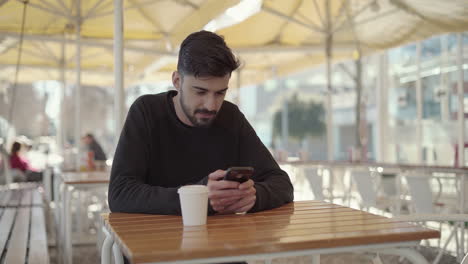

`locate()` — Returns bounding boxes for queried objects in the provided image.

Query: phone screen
[223,167,254,183]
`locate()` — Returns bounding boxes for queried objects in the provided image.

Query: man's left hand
[216,179,256,214]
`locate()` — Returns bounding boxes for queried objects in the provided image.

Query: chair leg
[372,248,429,264]
[113,243,124,264]
[101,228,113,264]
[433,227,457,264]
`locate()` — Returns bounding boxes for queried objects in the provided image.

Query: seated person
[82,133,107,170]
[109,30,294,217]
[10,141,42,182]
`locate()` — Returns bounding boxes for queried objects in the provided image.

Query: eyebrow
[192,86,228,93]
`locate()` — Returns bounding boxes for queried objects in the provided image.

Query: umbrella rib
[14,0,70,19]
[128,0,164,32]
[21,48,60,63]
[272,0,304,42]
[82,0,108,21]
[33,41,60,62]
[332,0,376,33]
[389,0,453,30]
[86,0,165,19]
[55,0,70,15]
[174,0,198,9]
[312,0,325,28]
[262,5,324,33]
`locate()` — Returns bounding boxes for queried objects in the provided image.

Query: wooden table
[101,200,439,264]
[55,171,110,264]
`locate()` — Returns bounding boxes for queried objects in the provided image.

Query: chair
[404,173,464,263]
[303,167,324,200]
[348,169,401,215]
[349,169,378,211]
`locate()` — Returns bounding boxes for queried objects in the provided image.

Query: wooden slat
[0,208,16,256]
[4,207,31,264]
[7,189,21,207]
[31,189,43,207]
[0,190,11,207]
[104,201,441,264]
[20,189,32,206]
[28,207,49,264]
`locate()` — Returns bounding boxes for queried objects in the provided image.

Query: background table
[55,171,109,264]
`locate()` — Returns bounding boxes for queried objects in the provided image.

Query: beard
[179,90,217,128]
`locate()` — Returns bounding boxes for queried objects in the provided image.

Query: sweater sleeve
[236,112,294,212]
[108,97,182,215]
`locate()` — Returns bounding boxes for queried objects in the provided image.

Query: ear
[172,71,181,90]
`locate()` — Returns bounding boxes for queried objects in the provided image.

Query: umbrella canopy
[216,0,468,84]
[0,0,468,88]
[0,0,238,87]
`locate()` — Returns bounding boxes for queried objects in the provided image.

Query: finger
[212,196,242,208]
[224,195,256,213]
[207,180,239,191]
[208,188,245,200]
[238,179,254,190]
[208,170,226,181]
[235,199,256,213]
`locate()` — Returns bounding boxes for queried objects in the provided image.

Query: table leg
[460,173,465,259]
[101,228,114,264]
[57,182,64,264]
[328,167,334,202]
[312,254,320,264]
[64,186,73,264]
[113,243,124,264]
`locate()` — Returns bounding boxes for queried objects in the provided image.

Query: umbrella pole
[416,42,423,164]
[74,0,82,171]
[325,0,334,162]
[456,33,465,168]
[58,33,66,155]
[325,36,333,162]
[114,0,125,149]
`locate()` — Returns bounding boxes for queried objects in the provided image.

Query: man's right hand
[207,170,245,212]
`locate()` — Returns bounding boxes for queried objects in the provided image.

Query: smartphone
[223,167,254,183]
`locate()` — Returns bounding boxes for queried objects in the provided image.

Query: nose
[204,94,217,111]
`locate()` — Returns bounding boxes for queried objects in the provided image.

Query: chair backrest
[350,170,377,209]
[462,252,468,264]
[0,150,13,184]
[405,174,434,214]
[303,167,324,200]
[380,173,398,197]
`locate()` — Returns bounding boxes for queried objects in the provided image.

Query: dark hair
[11,141,21,154]
[177,30,240,77]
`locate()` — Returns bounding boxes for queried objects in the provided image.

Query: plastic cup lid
[178,185,208,194]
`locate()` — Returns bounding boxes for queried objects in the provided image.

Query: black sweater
[108,91,293,215]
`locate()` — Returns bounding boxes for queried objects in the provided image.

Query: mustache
[195,109,217,115]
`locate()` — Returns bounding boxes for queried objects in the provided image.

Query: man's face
[172,72,230,127]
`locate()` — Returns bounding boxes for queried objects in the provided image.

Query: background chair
[303,167,324,201]
[404,172,464,263]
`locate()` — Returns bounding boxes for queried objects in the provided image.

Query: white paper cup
[178,185,209,226]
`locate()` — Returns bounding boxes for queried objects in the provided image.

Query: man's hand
[207,170,256,214]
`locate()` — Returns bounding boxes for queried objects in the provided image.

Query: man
[109,30,293,217]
